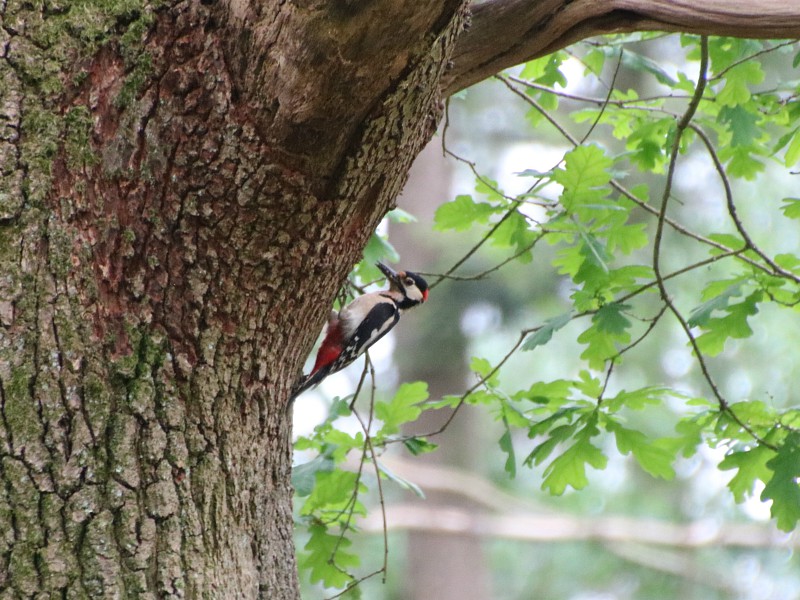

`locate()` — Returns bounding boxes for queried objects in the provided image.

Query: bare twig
[710,40,798,81]
[650,36,775,450]
[689,123,800,284]
[579,47,624,144]
[597,303,669,404]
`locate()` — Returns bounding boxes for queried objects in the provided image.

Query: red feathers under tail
[289,312,343,402]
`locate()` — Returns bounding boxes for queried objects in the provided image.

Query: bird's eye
[405,277,414,286]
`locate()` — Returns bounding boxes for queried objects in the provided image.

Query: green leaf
[469,356,501,388]
[575,370,604,398]
[519,379,574,404]
[522,312,572,350]
[626,118,673,171]
[761,436,800,531]
[524,421,578,466]
[301,470,362,516]
[528,406,582,437]
[695,292,761,356]
[299,524,360,589]
[582,48,606,75]
[729,400,778,430]
[403,436,438,456]
[717,61,764,106]
[362,233,399,267]
[541,416,607,495]
[325,429,366,463]
[376,382,429,435]
[292,455,335,497]
[581,232,610,273]
[475,177,505,201]
[607,420,676,479]
[520,52,568,87]
[427,394,462,410]
[517,168,555,179]
[470,356,493,378]
[594,302,632,336]
[491,210,536,259]
[433,194,496,231]
[578,305,631,370]
[607,222,648,254]
[464,389,499,406]
[687,282,743,327]
[376,461,425,498]
[780,197,800,220]
[386,207,417,223]
[775,253,800,272]
[674,413,706,457]
[499,418,517,478]
[718,105,760,147]
[553,145,613,212]
[726,145,765,179]
[604,386,674,412]
[619,48,677,85]
[707,232,746,252]
[720,445,774,502]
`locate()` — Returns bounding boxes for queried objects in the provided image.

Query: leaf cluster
[294,385,434,592]
[295,33,800,594]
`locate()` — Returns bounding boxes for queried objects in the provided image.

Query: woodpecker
[291,262,429,399]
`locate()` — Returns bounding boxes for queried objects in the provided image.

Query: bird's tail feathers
[289,363,332,404]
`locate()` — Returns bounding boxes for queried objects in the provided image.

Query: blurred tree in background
[295,34,800,599]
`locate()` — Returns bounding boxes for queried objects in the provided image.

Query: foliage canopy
[293,34,800,595]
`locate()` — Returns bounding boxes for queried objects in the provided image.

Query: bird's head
[377,262,429,306]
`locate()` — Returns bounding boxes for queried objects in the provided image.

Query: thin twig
[710,40,798,82]
[597,303,669,404]
[508,76,692,106]
[689,123,800,284]
[419,233,546,283]
[350,358,390,583]
[579,48,623,144]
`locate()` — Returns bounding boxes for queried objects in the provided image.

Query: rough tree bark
[1,0,798,597]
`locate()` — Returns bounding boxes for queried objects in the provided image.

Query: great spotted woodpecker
[291,262,429,399]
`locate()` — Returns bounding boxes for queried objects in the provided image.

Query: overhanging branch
[444,0,800,95]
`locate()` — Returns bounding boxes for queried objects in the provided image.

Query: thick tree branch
[445,0,800,94]
[219,0,464,184]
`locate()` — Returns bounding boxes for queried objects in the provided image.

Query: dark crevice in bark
[50,318,74,460]
[0,380,12,453]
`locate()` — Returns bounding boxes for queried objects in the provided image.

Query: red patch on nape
[422,289,429,302]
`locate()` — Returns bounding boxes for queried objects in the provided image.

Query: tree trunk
[0,0,467,596]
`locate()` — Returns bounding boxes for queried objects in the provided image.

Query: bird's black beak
[376,262,402,286]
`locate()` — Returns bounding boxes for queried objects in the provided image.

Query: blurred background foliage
[294,33,800,599]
